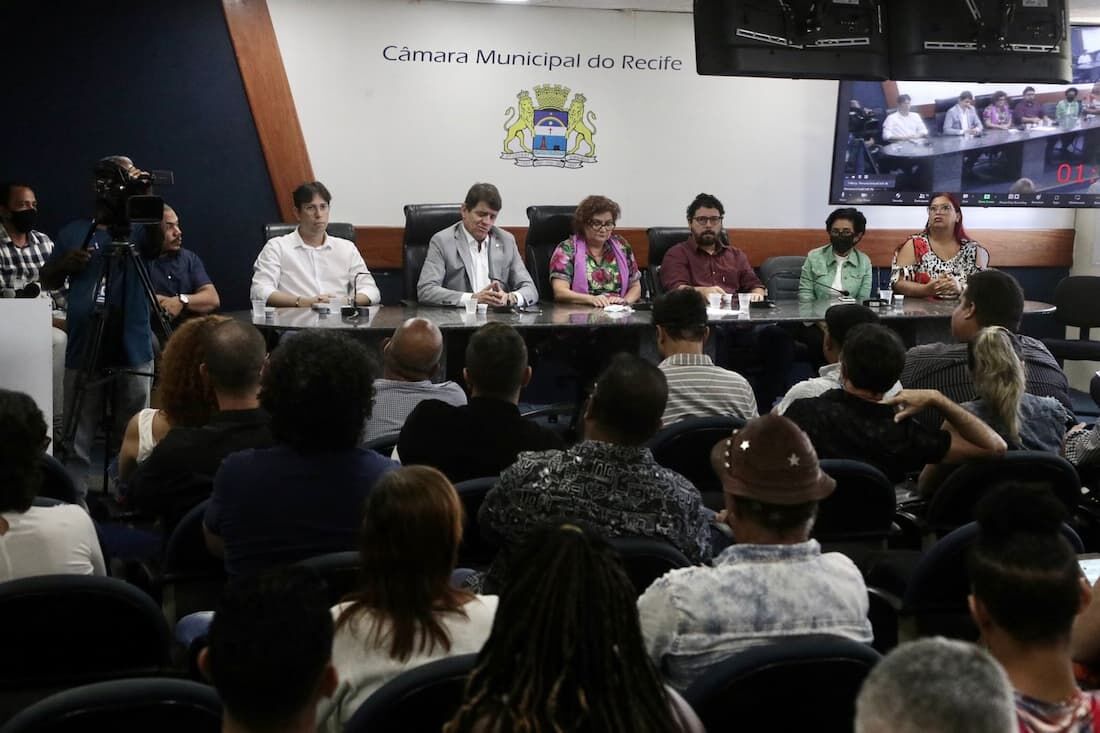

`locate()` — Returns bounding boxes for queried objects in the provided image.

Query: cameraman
[40,155,157,503]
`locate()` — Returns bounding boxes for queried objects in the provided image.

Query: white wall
[267,0,1074,232]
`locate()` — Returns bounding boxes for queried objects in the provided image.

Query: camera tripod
[57,221,173,497]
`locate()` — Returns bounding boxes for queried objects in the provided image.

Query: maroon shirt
[659,238,763,294]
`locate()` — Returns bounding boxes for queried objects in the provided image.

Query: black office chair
[1043,276,1100,417]
[343,653,477,733]
[0,576,171,693]
[295,551,362,607]
[1,678,222,733]
[401,204,462,303]
[263,221,356,244]
[758,255,806,300]
[647,416,745,511]
[867,587,899,654]
[925,452,1082,537]
[815,460,897,546]
[899,520,1084,641]
[608,536,693,597]
[454,477,500,568]
[38,453,79,505]
[524,205,575,302]
[645,227,691,296]
[364,432,400,456]
[158,499,226,623]
[682,635,880,732]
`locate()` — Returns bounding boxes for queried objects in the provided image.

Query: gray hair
[855,637,1016,733]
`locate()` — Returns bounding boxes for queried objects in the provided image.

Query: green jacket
[798,243,872,302]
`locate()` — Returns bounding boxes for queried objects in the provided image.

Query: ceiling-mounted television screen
[830,25,1100,208]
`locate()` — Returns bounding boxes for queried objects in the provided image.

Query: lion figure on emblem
[567,94,597,157]
[503,91,535,154]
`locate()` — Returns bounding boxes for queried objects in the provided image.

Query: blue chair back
[454,477,499,568]
[647,415,745,509]
[608,536,692,597]
[38,453,78,505]
[343,653,477,733]
[815,459,896,545]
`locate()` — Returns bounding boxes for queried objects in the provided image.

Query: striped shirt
[658,352,758,426]
[0,224,54,290]
[900,336,1071,428]
[363,378,467,442]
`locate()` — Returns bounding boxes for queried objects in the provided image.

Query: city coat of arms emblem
[501,84,597,168]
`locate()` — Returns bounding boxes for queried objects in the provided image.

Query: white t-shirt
[0,504,106,580]
[882,111,929,141]
[316,595,498,732]
[249,228,381,305]
[831,253,848,293]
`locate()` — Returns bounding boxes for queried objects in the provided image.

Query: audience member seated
[659,192,765,300]
[1065,421,1100,470]
[127,320,273,529]
[146,205,220,324]
[549,195,642,307]
[199,567,337,733]
[203,331,398,575]
[881,94,929,142]
[891,193,988,299]
[855,637,1016,733]
[653,289,757,425]
[477,354,712,593]
[799,207,873,303]
[445,523,704,732]
[785,324,1006,484]
[900,269,1071,427]
[397,323,563,482]
[317,467,497,732]
[117,315,226,484]
[363,317,466,442]
[0,389,105,580]
[637,414,872,691]
[969,483,1100,732]
[250,181,380,308]
[774,303,884,414]
[416,182,537,307]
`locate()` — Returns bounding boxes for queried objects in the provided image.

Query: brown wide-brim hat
[711,413,835,504]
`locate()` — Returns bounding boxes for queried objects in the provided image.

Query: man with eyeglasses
[658,192,765,300]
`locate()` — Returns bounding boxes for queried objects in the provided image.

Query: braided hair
[445,522,680,733]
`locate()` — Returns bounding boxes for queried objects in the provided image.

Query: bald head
[384,318,444,381]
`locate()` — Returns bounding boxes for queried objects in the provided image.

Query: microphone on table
[811,275,851,299]
[342,273,372,320]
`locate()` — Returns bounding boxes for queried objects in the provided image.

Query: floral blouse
[891,234,987,290]
[548,236,641,296]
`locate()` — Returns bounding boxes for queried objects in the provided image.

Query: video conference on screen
[831,25,1100,209]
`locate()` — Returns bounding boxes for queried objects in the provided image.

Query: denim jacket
[798,244,872,302]
[637,540,872,691]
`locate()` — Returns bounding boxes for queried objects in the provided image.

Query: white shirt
[316,595,498,732]
[457,226,526,307]
[882,110,929,141]
[774,363,903,415]
[0,504,106,580]
[250,228,381,305]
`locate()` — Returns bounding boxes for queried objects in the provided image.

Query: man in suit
[416,182,538,306]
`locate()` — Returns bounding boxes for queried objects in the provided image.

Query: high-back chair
[343,653,477,733]
[524,205,576,302]
[401,204,462,302]
[263,222,356,244]
[758,255,807,300]
[608,536,693,597]
[647,415,745,511]
[645,227,691,296]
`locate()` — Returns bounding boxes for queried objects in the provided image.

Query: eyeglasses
[587,219,615,231]
[829,229,855,237]
[928,204,954,213]
[692,216,724,226]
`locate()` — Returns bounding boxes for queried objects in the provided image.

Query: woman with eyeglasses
[891,192,989,299]
[549,195,642,307]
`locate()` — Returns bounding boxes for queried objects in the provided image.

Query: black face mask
[7,208,37,234]
[830,233,856,254]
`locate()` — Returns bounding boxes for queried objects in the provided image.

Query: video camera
[93,158,173,232]
[848,104,881,138]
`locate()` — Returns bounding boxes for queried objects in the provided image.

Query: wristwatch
[178,293,190,310]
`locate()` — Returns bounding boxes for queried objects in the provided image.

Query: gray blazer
[417,223,538,306]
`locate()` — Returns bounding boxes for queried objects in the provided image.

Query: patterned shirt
[1065,426,1100,467]
[637,540,872,691]
[1016,690,1100,733]
[901,337,1072,428]
[891,234,985,288]
[363,378,467,442]
[658,352,757,426]
[548,236,640,296]
[0,224,54,290]
[784,389,952,483]
[983,103,1012,127]
[478,441,712,592]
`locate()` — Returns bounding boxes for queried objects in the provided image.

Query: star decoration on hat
[740,440,751,451]
[788,453,800,467]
